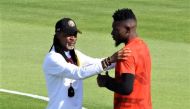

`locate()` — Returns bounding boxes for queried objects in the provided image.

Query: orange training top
[114,37,152,109]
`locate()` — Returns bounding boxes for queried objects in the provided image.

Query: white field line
[0,88,87,109]
[0,89,49,101]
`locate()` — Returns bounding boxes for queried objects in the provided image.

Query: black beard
[115,40,122,47]
[115,39,129,47]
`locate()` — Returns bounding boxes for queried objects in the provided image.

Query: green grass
[0,0,190,109]
[0,92,47,109]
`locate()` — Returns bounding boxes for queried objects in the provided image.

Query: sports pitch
[0,0,190,109]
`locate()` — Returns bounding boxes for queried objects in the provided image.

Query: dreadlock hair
[49,34,78,66]
[112,8,136,22]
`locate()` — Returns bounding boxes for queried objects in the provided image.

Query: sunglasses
[63,32,78,38]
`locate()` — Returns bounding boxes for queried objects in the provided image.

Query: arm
[43,53,104,80]
[43,48,130,80]
[75,50,115,70]
[105,73,134,95]
[97,51,135,95]
[76,49,130,70]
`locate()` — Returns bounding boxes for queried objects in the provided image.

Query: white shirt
[43,48,114,109]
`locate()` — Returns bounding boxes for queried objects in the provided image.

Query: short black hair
[112,8,136,21]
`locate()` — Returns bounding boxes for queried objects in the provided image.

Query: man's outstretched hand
[109,48,131,63]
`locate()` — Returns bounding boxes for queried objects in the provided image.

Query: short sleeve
[117,56,135,75]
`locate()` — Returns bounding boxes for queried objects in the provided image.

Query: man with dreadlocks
[97,8,152,109]
[43,18,131,109]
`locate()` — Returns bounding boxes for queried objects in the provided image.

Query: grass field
[0,92,47,109]
[0,0,190,109]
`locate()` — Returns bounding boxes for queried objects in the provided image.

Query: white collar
[64,51,71,58]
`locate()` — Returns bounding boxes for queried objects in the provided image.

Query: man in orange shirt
[97,8,152,109]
